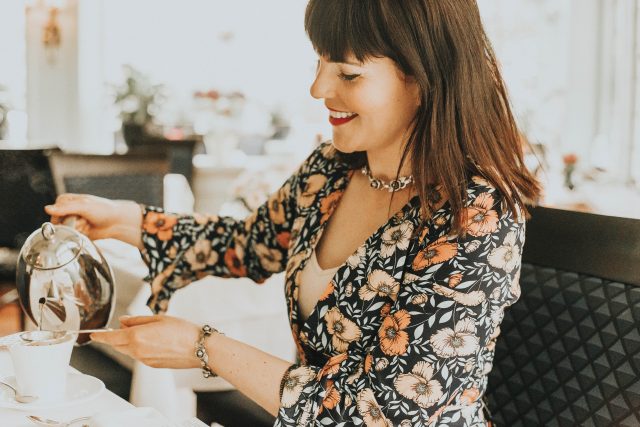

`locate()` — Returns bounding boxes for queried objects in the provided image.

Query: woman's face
[310,54,421,155]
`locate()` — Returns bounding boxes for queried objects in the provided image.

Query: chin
[331,136,360,154]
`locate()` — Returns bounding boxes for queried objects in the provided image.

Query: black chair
[47,139,198,208]
[486,207,640,426]
[196,390,275,427]
[0,149,58,281]
[48,150,172,207]
[129,138,200,184]
[63,174,165,208]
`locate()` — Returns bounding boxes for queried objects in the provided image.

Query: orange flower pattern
[139,143,525,426]
[357,388,393,427]
[324,307,362,352]
[319,190,343,225]
[394,361,444,408]
[316,352,347,380]
[412,236,458,271]
[321,380,341,412]
[364,353,373,373]
[318,281,335,301]
[223,247,247,277]
[276,231,291,249]
[463,192,499,237]
[267,183,289,225]
[359,270,400,301]
[379,310,411,356]
[143,212,178,241]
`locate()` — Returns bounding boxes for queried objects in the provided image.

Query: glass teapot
[15,220,115,344]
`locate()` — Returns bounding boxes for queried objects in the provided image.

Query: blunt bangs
[305,0,394,64]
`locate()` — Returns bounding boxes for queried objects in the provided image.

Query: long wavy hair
[305,0,541,232]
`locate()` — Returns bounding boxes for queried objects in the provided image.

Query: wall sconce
[26,0,66,64]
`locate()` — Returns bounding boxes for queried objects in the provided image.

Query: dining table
[0,346,134,427]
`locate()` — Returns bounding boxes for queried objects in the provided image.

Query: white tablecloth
[0,350,134,427]
[95,240,296,421]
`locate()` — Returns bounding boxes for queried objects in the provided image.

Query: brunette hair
[305,0,541,231]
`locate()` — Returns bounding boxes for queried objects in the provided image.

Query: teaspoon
[27,415,90,426]
[20,329,114,343]
[0,380,38,403]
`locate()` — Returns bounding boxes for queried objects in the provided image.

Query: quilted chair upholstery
[486,207,640,426]
[64,174,165,207]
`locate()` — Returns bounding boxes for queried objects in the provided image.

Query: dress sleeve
[274,189,525,426]
[140,168,300,313]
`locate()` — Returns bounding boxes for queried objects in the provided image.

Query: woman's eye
[339,73,360,81]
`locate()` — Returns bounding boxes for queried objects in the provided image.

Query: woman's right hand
[45,194,144,249]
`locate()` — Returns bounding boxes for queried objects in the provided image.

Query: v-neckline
[293,168,420,329]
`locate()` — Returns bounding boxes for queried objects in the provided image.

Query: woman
[47,1,540,425]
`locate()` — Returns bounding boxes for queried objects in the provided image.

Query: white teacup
[8,331,75,403]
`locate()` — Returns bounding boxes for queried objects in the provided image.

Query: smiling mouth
[328,110,358,126]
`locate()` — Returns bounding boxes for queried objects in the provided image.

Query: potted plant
[112,65,163,146]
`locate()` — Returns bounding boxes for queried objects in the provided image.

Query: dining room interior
[0,0,639,426]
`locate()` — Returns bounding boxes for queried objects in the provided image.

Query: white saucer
[0,332,21,350]
[0,372,104,410]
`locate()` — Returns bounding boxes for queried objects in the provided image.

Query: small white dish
[0,372,104,410]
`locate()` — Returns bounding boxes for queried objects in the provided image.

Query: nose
[309,60,334,100]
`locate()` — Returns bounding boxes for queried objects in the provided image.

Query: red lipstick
[328,110,358,126]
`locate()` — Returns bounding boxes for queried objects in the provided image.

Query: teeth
[329,111,357,119]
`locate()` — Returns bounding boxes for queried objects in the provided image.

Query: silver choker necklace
[361,166,414,192]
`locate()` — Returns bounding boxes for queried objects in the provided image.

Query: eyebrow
[317,56,364,67]
[338,61,364,67]
[339,60,363,66]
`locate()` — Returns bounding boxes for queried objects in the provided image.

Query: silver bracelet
[195,324,223,378]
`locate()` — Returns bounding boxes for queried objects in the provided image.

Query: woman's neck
[365,144,412,181]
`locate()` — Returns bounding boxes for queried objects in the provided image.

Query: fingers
[49,215,63,225]
[119,315,163,327]
[47,213,90,235]
[90,329,130,346]
[111,345,134,359]
[63,216,90,235]
[45,194,97,235]
[45,193,91,218]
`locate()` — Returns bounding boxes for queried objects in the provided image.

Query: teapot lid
[20,222,83,270]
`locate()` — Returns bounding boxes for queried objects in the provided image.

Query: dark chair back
[486,207,640,426]
[48,151,171,207]
[0,149,58,281]
[0,149,57,249]
[63,174,164,208]
[48,139,197,208]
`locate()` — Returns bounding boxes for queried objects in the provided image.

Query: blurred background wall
[0,0,638,217]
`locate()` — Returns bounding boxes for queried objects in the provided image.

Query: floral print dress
[140,143,524,426]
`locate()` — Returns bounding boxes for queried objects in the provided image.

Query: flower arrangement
[112,65,163,128]
[193,89,245,118]
[270,108,291,140]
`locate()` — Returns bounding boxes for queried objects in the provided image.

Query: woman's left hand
[90,315,201,369]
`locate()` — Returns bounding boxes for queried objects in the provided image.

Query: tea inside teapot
[16,222,115,344]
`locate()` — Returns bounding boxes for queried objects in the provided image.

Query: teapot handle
[62,215,79,229]
[40,215,81,240]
